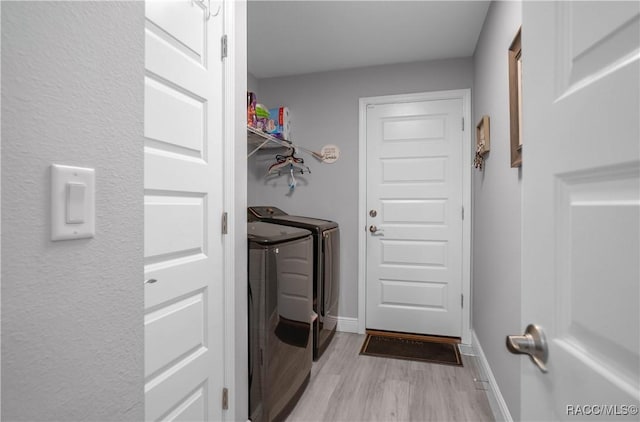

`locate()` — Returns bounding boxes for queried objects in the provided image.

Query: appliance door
[248,245,265,422]
[265,237,313,422]
[322,228,340,322]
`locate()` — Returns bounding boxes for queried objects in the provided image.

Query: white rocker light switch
[66,182,86,224]
[51,164,95,241]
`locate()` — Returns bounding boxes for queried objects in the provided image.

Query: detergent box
[266,107,291,141]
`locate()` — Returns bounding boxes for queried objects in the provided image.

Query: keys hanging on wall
[474,141,487,170]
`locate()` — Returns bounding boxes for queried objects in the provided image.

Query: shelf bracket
[247,138,270,158]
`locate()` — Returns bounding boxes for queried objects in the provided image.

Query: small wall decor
[320,144,340,164]
[508,27,523,167]
[474,115,490,170]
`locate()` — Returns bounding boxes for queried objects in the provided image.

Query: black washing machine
[249,206,340,360]
[248,222,313,422]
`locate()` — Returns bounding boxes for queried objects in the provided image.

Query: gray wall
[249,58,473,319]
[2,2,144,420]
[471,1,522,418]
[248,72,260,95]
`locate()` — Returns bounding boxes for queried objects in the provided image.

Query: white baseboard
[336,317,359,333]
[471,331,513,422]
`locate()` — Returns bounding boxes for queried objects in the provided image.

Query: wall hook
[210,0,222,18]
[193,0,217,21]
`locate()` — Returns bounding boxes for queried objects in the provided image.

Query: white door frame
[357,89,472,344]
[222,0,246,420]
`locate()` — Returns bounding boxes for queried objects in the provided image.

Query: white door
[144,0,225,420]
[366,97,464,337]
[519,1,639,420]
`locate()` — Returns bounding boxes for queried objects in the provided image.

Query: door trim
[222,0,245,419]
[357,89,472,344]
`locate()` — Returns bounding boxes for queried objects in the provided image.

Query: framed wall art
[508,27,522,168]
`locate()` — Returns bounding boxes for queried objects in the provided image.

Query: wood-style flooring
[285,332,493,422]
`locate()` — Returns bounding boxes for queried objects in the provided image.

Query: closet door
[143,0,225,420]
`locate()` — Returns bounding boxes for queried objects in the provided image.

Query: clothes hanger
[267,149,311,175]
[265,148,311,191]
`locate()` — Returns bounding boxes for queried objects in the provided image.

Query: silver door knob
[369,225,382,233]
[506,324,548,373]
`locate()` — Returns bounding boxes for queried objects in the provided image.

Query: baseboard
[471,331,513,422]
[336,317,359,333]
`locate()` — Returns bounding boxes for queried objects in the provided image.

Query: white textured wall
[471,1,522,418]
[1,2,144,420]
[250,59,473,319]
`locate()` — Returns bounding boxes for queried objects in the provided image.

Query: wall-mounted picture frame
[508,27,522,168]
[476,115,490,154]
[474,115,490,170]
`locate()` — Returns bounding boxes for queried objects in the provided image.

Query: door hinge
[222,387,229,410]
[461,206,465,220]
[221,34,228,60]
[462,117,465,131]
[222,211,228,235]
[461,294,464,308]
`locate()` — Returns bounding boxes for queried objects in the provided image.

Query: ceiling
[248,1,491,79]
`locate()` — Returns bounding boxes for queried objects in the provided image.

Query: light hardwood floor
[285,332,493,422]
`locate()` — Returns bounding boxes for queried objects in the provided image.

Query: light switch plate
[51,164,95,241]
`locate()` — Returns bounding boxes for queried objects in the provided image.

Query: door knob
[369,225,383,234]
[506,324,548,373]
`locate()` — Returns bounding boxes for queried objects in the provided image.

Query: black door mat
[360,330,462,367]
